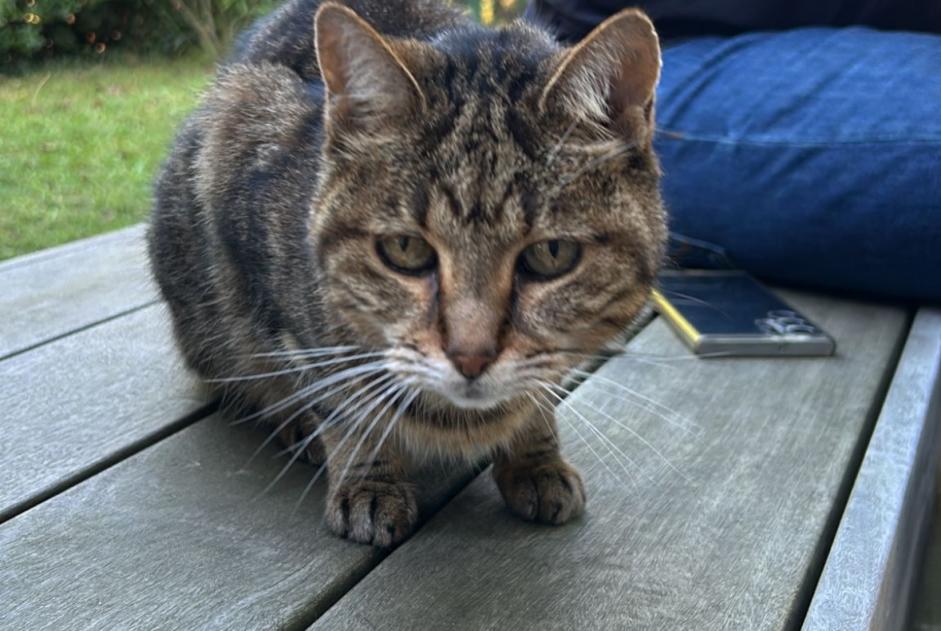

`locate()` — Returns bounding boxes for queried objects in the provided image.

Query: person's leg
[655,27,941,302]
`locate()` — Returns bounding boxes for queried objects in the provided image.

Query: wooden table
[2,226,939,630]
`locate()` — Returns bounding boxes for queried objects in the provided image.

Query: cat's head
[309,3,666,445]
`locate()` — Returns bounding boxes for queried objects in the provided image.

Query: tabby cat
[148,0,665,547]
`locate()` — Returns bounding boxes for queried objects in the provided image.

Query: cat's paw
[494,458,586,525]
[325,479,418,547]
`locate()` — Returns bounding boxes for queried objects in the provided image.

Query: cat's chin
[422,384,514,412]
[400,391,534,460]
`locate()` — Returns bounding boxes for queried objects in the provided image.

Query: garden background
[0,0,524,260]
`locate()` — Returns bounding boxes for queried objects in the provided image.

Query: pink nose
[448,352,495,379]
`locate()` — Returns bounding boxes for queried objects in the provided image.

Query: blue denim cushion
[655,27,941,302]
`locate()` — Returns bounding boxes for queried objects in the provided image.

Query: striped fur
[149,0,666,546]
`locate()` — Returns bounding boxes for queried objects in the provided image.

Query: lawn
[0,56,213,260]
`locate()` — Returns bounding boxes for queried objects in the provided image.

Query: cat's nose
[447,350,496,380]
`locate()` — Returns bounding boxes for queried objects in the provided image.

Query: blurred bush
[0,0,525,65]
[0,0,275,63]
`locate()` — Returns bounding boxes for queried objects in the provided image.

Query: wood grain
[0,224,155,360]
[311,292,907,631]
[804,308,941,631]
[0,304,207,522]
[0,414,477,630]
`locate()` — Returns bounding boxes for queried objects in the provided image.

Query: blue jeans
[655,28,941,303]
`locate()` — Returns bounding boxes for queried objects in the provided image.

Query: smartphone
[652,270,836,357]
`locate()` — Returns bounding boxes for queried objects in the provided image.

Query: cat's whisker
[287,371,400,453]
[528,391,630,484]
[293,378,414,513]
[546,363,687,429]
[577,384,696,436]
[536,385,643,484]
[273,366,429,477]
[327,386,417,500]
[603,348,734,362]
[244,345,363,359]
[658,289,727,315]
[329,379,416,499]
[257,372,396,496]
[317,378,415,478]
[545,381,689,481]
[566,368,701,433]
[269,373,395,472]
[545,349,676,371]
[530,389,621,477]
[229,361,390,426]
[210,351,387,383]
[247,371,393,466]
[289,383,411,513]
[357,385,421,482]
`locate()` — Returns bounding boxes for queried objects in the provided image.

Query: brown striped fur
[149,0,666,547]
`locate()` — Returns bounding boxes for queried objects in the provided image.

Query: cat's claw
[325,480,418,547]
[494,458,586,525]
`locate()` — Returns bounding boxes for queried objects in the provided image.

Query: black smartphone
[653,270,836,357]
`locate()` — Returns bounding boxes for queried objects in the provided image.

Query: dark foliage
[1,0,276,63]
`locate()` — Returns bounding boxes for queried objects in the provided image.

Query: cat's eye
[518,239,581,279]
[376,235,437,275]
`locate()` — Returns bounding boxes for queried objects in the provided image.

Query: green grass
[0,55,213,260]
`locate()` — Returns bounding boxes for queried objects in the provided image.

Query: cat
[148,0,666,547]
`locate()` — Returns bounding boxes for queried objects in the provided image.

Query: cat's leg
[493,411,585,525]
[275,417,326,466]
[320,423,417,547]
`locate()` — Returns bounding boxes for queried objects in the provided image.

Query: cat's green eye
[519,239,581,279]
[376,235,436,275]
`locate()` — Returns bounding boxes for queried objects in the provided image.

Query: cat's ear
[314,3,426,128]
[539,9,660,147]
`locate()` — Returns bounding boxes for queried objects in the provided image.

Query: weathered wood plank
[0,414,476,630]
[910,482,941,631]
[804,308,941,631]
[0,224,155,360]
[0,304,207,523]
[312,293,907,631]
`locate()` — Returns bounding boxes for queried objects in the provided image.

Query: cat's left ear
[539,9,661,147]
[315,3,426,130]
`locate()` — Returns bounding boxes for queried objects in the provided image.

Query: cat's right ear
[315,3,426,132]
[539,9,661,148]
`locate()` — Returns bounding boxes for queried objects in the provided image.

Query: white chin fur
[425,382,511,411]
[444,393,504,411]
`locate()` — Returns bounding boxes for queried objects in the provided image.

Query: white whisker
[359,385,420,478]
[530,390,627,483]
[258,372,395,496]
[546,381,688,481]
[536,385,642,484]
[331,379,414,496]
[244,345,363,359]
[230,361,390,426]
[567,368,700,433]
[246,371,390,465]
[210,351,386,383]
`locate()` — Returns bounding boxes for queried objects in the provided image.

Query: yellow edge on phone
[650,289,702,348]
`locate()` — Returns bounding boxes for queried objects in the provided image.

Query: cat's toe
[494,458,586,525]
[325,480,418,547]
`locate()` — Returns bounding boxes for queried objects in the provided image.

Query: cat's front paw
[325,479,418,547]
[494,458,586,525]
